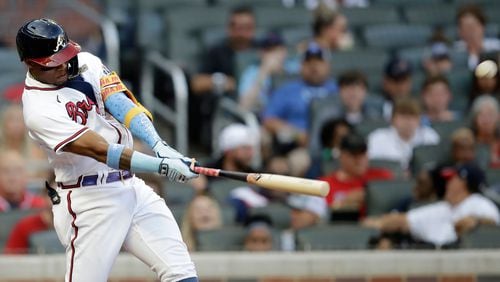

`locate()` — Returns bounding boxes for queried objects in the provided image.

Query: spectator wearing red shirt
[320,133,393,220]
[4,195,52,254]
[0,150,45,212]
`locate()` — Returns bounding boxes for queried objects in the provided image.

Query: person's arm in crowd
[362,213,410,234]
[454,216,498,236]
[190,73,236,95]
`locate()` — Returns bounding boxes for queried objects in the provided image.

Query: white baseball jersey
[21,52,197,282]
[22,52,133,182]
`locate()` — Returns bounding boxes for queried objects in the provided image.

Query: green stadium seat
[330,49,389,76]
[355,119,389,138]
[486,168,500,186]
[281,26,311,48]
[249,203,292,229]
[196,226,246,251]
[404,4,456,26]
[341,7,401,30]
[410,143,448,175]
[29,230,65,254]
[369,159,405,179]
[366,179,414,216]
[296,225,379,250]
[254,7,311,30]
[460,225,500,249]
[163,181,195,206]
[374,0,444,7]
[430,120,466,142]
[363,24,433,50]
[210,179,246,204]
[444,23,499,41]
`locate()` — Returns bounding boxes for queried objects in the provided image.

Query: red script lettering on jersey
[66,97,95,125]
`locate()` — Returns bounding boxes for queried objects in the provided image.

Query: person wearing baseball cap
[381,57,414,120]
[363,162,499,248]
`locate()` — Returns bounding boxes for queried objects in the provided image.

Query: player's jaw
[28,62,69,86]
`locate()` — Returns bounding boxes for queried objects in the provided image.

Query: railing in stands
[140,51,189,155]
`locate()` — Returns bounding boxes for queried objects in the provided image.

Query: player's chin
[54,74,69,85]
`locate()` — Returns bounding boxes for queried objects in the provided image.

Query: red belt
[57,171,133,189]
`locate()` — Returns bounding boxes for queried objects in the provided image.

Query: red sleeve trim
[54,127,89,152]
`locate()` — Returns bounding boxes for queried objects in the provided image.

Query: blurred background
[1,0,500,281]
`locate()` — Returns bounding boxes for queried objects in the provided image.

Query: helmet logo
[53,34,66,52]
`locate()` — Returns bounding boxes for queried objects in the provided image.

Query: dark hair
[244,214,273,228]
[312,8,341,37]
[340,133,367,154]
[338,70,368,88]
[421,75,450,93]
[320,118,353,148]
[456,4,486,27]
[230,5,254,17]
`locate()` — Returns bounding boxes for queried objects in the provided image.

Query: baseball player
[16,18,199,282]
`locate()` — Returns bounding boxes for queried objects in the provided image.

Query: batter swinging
[17,18,199,282]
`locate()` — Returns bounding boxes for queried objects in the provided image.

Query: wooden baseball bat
[193,166,329,197]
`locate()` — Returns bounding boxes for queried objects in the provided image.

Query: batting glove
[159,157,199,183]
[153,141,184,159]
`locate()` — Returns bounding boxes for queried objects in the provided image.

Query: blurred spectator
[263,42,337,174]
[368,98,440,171]
[363,162,499,248]
[320,118,353,161]
[243,214,274,252]
[308,5,351,52]
[288,194,327,231]
[192,123,258,195]
[454,4,500,70]
[394,169,437,213]
[319,133,393,220]
[238,31,289,115]
[420,75,460,125]
[0,104,49,179]
[470,59,500,105]
[181,193,222,251]
[469,96,500,168]
[423,42,453,76]
[0,150,45,212]
[381,57,414,120]
[190,5,257,149]
[337,70,383,125]
[4,190,52,254]
[431,128,477,199]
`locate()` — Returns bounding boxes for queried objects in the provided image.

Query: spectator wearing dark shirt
[381,57,414,121]
[189,6,257,150]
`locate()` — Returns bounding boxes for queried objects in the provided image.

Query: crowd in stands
[1,0,500,254]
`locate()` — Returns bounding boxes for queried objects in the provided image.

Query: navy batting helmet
[16,18,81,67]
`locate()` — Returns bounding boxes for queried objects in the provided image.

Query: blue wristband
[106,144,125,169]
[130,151,163,173]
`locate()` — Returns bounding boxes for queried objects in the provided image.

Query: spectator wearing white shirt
[368,98,440,170]
[363,162,499,248]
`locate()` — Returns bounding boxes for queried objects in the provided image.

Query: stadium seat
[281,26,311,48]
[355,119,389,138]
[210,179,247,204]
[373,0,444,7]
[341,7,401,30]
[249,203,292,230]
[254,7,311,30]
[475,143,492,170]
[29,230,65,254]
[330,49,389,76]
[410,143,448,175]
[0,48,25,74]
[444,23,499,41]
[369,159,405,179]
[296,225,379,250]
[404,4,456,26]
[366,179,414,216]
[163,181,195,206]
[0,209,36,253]
[430,120,466,142]
[169,204,187,225]
[308,95,343,157]
[486,168,500,186]
[363,24,433,50]
[196,226,246,251]
[460,225,500,249]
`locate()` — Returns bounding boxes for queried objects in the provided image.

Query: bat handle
[193,166,220,177]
